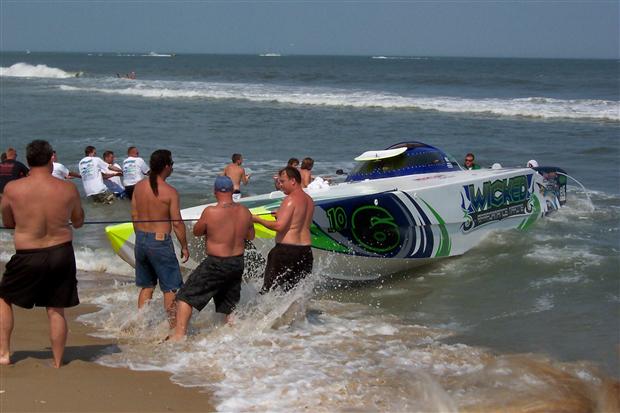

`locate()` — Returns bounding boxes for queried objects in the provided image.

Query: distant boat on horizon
[259,53,281,57]
[143,51,174,57]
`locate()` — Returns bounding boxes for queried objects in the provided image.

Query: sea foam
[57,79,620,122]
[0,62,77,78]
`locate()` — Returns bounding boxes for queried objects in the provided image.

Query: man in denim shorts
[168,176,254,341]
[131,149,189,328]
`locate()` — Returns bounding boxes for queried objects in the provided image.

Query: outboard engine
[533,167,568,206]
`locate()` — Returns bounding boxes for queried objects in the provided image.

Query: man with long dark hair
[131,149,189,328]
[0,140,84,367]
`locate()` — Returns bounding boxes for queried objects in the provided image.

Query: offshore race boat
[106,142,567,280]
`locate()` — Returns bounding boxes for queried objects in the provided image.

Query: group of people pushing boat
[0,140,315,367]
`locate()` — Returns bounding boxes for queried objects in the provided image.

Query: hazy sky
[1,1,618,59]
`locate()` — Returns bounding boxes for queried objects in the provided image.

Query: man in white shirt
[78,146,119,204]
[122,146,149,200]
[51,151,81,180]
[102,150,125,198]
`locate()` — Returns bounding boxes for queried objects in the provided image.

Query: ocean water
[1,52,619,411]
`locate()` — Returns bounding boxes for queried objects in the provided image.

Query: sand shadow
[10,343,121,365]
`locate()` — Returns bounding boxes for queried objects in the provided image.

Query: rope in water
[0,218,199,230]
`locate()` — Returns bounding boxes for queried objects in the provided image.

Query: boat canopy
[346,141,458,182]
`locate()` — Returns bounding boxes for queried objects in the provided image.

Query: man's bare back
[194,202,255,257]
[300,169,312,189]
[223,163,249,191]
[1,166,84,249]
[132,177,180,234]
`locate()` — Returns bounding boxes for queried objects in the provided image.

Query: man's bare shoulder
[134,178,149,191]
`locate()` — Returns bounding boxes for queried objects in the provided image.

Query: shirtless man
[0,140,84,368]
[253,166,314,292]
[222,153,250,202]
[131,149,189,328]
[168,176,255,340]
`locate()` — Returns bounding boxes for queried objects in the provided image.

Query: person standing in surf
[299,157,314,188]
[51,150,81,180]
[168,176,255,341]
[253,166,314,292]
[78,146,118,204]
[122,146,149,200]
[222,153,250,202]
[131,149,189,328]
[102,150,126,198]
[0,140,84,368]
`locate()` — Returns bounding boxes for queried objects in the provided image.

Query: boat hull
[105,167,563,280]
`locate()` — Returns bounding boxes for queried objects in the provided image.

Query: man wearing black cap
[169,176,255,340]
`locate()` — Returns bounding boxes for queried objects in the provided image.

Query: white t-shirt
[104,163,125,194]
[79,156,109,196]
[122,156,149,186]
[52,162,70,180]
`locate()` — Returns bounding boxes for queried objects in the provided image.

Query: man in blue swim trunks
[0,140,84,367]
[168,176,255,341]
[131,149,189,328]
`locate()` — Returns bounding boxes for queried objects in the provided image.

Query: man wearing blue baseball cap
[169,175,255,340]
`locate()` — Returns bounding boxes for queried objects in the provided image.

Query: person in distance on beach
[122,146,149,200]
[222,153,250,202]
[131,149,189,328]
[253,166,314,293]
[0,140,84,368]
[168,176,255,341]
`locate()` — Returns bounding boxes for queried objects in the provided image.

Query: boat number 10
[326,207,347,231]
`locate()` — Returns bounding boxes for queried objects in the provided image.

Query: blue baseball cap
[214,175,234,192]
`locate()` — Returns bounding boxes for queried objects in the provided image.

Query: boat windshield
[346,149,456,182]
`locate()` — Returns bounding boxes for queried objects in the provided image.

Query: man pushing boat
[168,176,254,340]
[253,166,314,292]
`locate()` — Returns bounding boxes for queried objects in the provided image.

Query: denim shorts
[134,230,183,292]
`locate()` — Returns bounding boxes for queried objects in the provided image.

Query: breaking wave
[0,62,79,79]
[58,80,619,121]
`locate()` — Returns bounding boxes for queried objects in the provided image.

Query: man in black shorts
[0,140,84,367]
[253,166,315,292]
[168,176,254,341]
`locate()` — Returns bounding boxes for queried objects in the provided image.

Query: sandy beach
[0,303,214,412]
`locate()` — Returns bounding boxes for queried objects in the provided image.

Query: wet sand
[0,304,214,412]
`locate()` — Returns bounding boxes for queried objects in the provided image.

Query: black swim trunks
[262,243,313,293]
[176,255,244,315]
[0,241,79,309]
